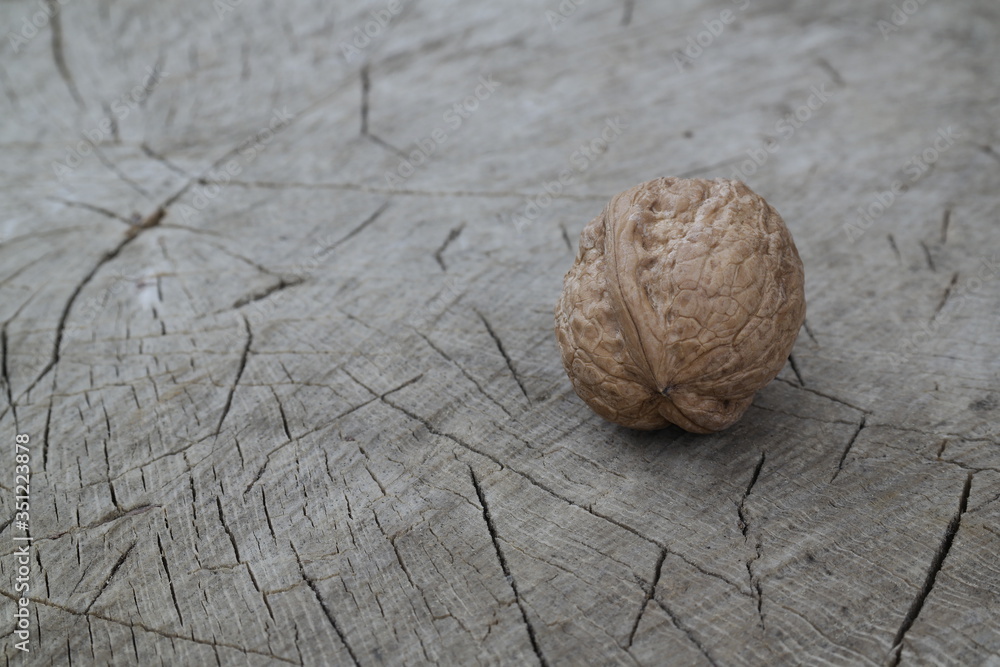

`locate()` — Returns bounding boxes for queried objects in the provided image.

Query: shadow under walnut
[554,177,806,434]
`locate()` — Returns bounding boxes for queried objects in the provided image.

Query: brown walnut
[554,177,806,433]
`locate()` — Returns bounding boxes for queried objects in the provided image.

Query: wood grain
[1,0,998,664]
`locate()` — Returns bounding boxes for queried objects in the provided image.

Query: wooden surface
[2,0,999,664]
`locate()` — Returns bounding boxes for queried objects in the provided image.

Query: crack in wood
[261,489,277,541]
[625,548,666,649]
[414,329,513,418]
[32,505,163,544]
[980,145,1000,165]
[214,315,252,440]
[1,324,14,428]
[388,533,416,589]
[738,453,767,628]
[831,415,866,482]
[156,533,184,626]
[42,395,52,470]
[816,56,845,86]
[331,201,390,251]
[360,65,370,136]
[245,564,276,623]
[935,438,948,460]
[45,197,133,224]
[8,110,313,411]
[470,467,549,667]
[930,272,959,322]
[738,453,765,536]
[85,542,136,615]
[215,496,242,563]
[475,309,530,403]
[291,542,361,666]
[242,374,421,497]
[271,386,293,441]
[621,0,635,26]
[887,234,902,263]
[787,353,804,386]
[654,599,720,667]
[774,378,868,415]
[363,460,387,496]
[802,319,819,347]
[919,241,936,272]
[141,143,189,177]
[232,276,306,309]
[434,223,465,272]
[104,101,120,143]
[560,222,573,253]
[102,432,119,510]
[93,144,152,197]
[13,202,173,414]
[0,62,19,109]
[886,472,973,666]
[366,132,409,158]
[0,590,297,663]
[381,394,749,601]
[47,0,84,109]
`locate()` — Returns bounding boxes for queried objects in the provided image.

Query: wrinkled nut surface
[554,177,806,433]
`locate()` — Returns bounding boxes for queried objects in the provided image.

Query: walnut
[554,177,806,433]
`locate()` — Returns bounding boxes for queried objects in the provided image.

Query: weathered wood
[1,0,999,664]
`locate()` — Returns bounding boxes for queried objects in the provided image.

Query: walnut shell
[554,177,806,433]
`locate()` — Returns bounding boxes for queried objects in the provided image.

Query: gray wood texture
[1,0,999,664]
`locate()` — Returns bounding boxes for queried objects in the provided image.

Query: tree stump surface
[1,0,998,664]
